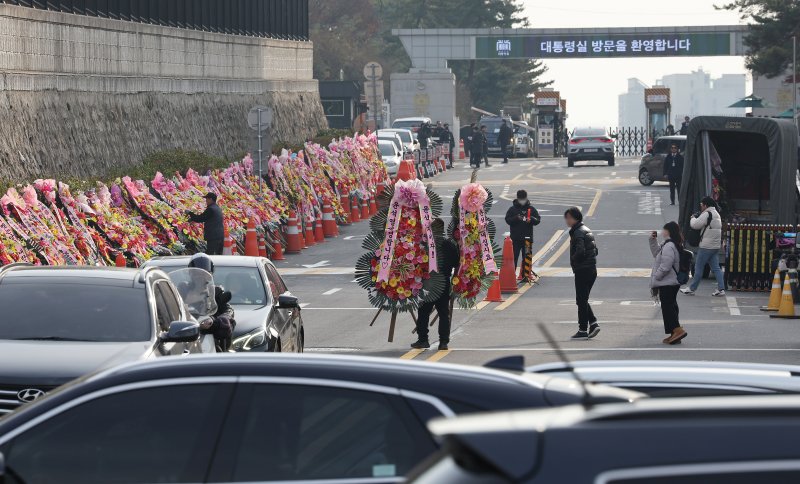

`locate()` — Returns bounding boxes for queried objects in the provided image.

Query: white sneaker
[680,287,695,295]
[712,290,726,297]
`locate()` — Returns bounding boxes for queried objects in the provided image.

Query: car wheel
[608,158,615,167]
[638,169,654,186]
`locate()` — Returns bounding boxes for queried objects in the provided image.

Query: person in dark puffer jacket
[565,207,600,341]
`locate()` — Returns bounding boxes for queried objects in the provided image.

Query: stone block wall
[0,4,326,180]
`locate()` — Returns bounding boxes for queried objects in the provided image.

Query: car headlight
[231,328,267,351]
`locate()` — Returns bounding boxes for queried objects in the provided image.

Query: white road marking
[637,191,662,215]
[300,303,310,308]
[343,235,367,241]
[442,348,800,352]
[301,260,331,269]
[553,320,620,324]
[322,288,342,296]
[611,172,617,176]
[305,347,361,353]
[726,296,741,316]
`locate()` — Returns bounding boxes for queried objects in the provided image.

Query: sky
[520,0,749,128]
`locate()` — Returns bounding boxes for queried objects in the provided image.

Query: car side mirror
[277,293,300,309]
[160,321,201,343]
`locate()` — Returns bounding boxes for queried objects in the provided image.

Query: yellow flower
[452,276,460,285]
[389,278,398,288]
[422,255,429,263]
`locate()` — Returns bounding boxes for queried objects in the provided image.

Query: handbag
[685,212,711,247]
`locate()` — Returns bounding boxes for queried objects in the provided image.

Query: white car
[378,128,419,154]
[378,139,402,176]
[512,121,534,157]
[568,127,616,167]
[392,117,432,139]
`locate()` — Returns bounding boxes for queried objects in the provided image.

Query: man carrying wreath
[411,218,460,351]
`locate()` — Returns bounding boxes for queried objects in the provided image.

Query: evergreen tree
[720,0,800,78]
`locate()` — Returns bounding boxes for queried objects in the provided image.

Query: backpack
[685,212,712,247]
[668,241,693,285]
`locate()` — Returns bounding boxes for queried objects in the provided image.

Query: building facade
[659,69,746,124]
[618,78,648,127]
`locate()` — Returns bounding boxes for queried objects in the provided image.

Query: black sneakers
[570,331,589,340]
[410,340,430,349]
[588,323,601,339]
[438,342,449,351]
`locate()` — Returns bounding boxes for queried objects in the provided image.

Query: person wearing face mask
[504,190,541,268]
[665,143,684,206]
[649,221,686,345]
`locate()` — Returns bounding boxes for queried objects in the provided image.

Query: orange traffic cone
[376,183,385,198]
[231,236,238,255]
[770,279,800,319]
[222,228,233,255]
[258,234,268,257]
[304,215,316,248]
[369,195,377,216]
[340,195,351,225]
[272,237,285,261]
[314,214,326,243]
[361,197,370,219]
[286,211,302,254]
[499,237,519,294]
[459,140,465,160]
[761,269,783,311]
[115,252,126,268]
[484,277,504,302]
[322,203,337,238]
[395,158,416,182]
[351,197,361,223]
[244,219,259,256]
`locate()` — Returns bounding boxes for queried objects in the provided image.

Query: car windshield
[0,283,151,342]
[159,265,268,306]
[392,120,422,130]
[378,136,402,151]
[379,143,396,157]
[573,128,606,138]
[482,119,505,134]
[391,131,413,143]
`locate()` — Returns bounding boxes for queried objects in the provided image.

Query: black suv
[411,396,800,483]
[0,264,212,416]
[0,354,639,484]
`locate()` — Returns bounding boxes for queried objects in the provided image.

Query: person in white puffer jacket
[681,196,726,296]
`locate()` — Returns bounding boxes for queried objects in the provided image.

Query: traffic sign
[363,61,383,80]
[247,106,274,132]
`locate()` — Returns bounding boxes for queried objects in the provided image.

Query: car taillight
[569,139,580,144]
[598,137,614,143]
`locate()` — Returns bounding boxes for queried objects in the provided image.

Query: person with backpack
[650,222,687,345]
[681,196,726,297]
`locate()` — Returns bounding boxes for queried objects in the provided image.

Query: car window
[153,264,268,307]
[653,139,670,155]
[264,263,288,299]
[158,281,184,322]
[0,384,231,484]
[217,384,436,482]
[153,283,172,331]
[574,128,606,137]
[0,283,151,342]
[393,131,412,143]
[379,143,396,157]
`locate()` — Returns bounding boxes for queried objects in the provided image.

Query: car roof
[145,255,267,268]
[0,265,160,287]
[656,135,687,140]
[528,360,800,394]
[394,117,431,122]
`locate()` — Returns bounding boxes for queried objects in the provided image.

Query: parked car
[379,128,419,154]
[638,135,687,186]
[0,354,640,483]
[411,395,800,483]
[528,360,800,397]
[568,127,616,167]
[512,121,534,157]
[392,117,432,139]
[143,255,304,353]
[377,131,405,155]
[378,139,403,176]
[0,264,214,417]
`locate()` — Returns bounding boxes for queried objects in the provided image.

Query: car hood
[232,304,272,336]
[0,341,154,386]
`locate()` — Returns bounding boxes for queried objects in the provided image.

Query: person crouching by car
[650,222,687,345]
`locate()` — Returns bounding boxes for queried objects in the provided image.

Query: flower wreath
[448,183,501,308]
[355,180,447,313]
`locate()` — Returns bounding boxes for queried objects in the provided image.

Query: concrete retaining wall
[0,4,326,180]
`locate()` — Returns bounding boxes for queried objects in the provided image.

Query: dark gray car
[0,264,213,416]
[638,135,687,185]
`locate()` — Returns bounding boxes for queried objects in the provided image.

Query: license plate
[584,148,598,152]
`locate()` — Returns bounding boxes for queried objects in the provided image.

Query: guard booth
[644,87,671,151]
[533,91,562,158]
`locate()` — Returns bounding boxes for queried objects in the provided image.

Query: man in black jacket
[187,193,225,255]
[461,123,476,158]
[665,143,684,205]
[480,125,491,167]
[418,122,432,149]
[470,125,484,168]
[505,190,541,267]
[411,218,460,351]
[499,119,513,164]
[565,207,600,340]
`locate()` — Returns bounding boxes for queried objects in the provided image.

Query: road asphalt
[273,156,797,367]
